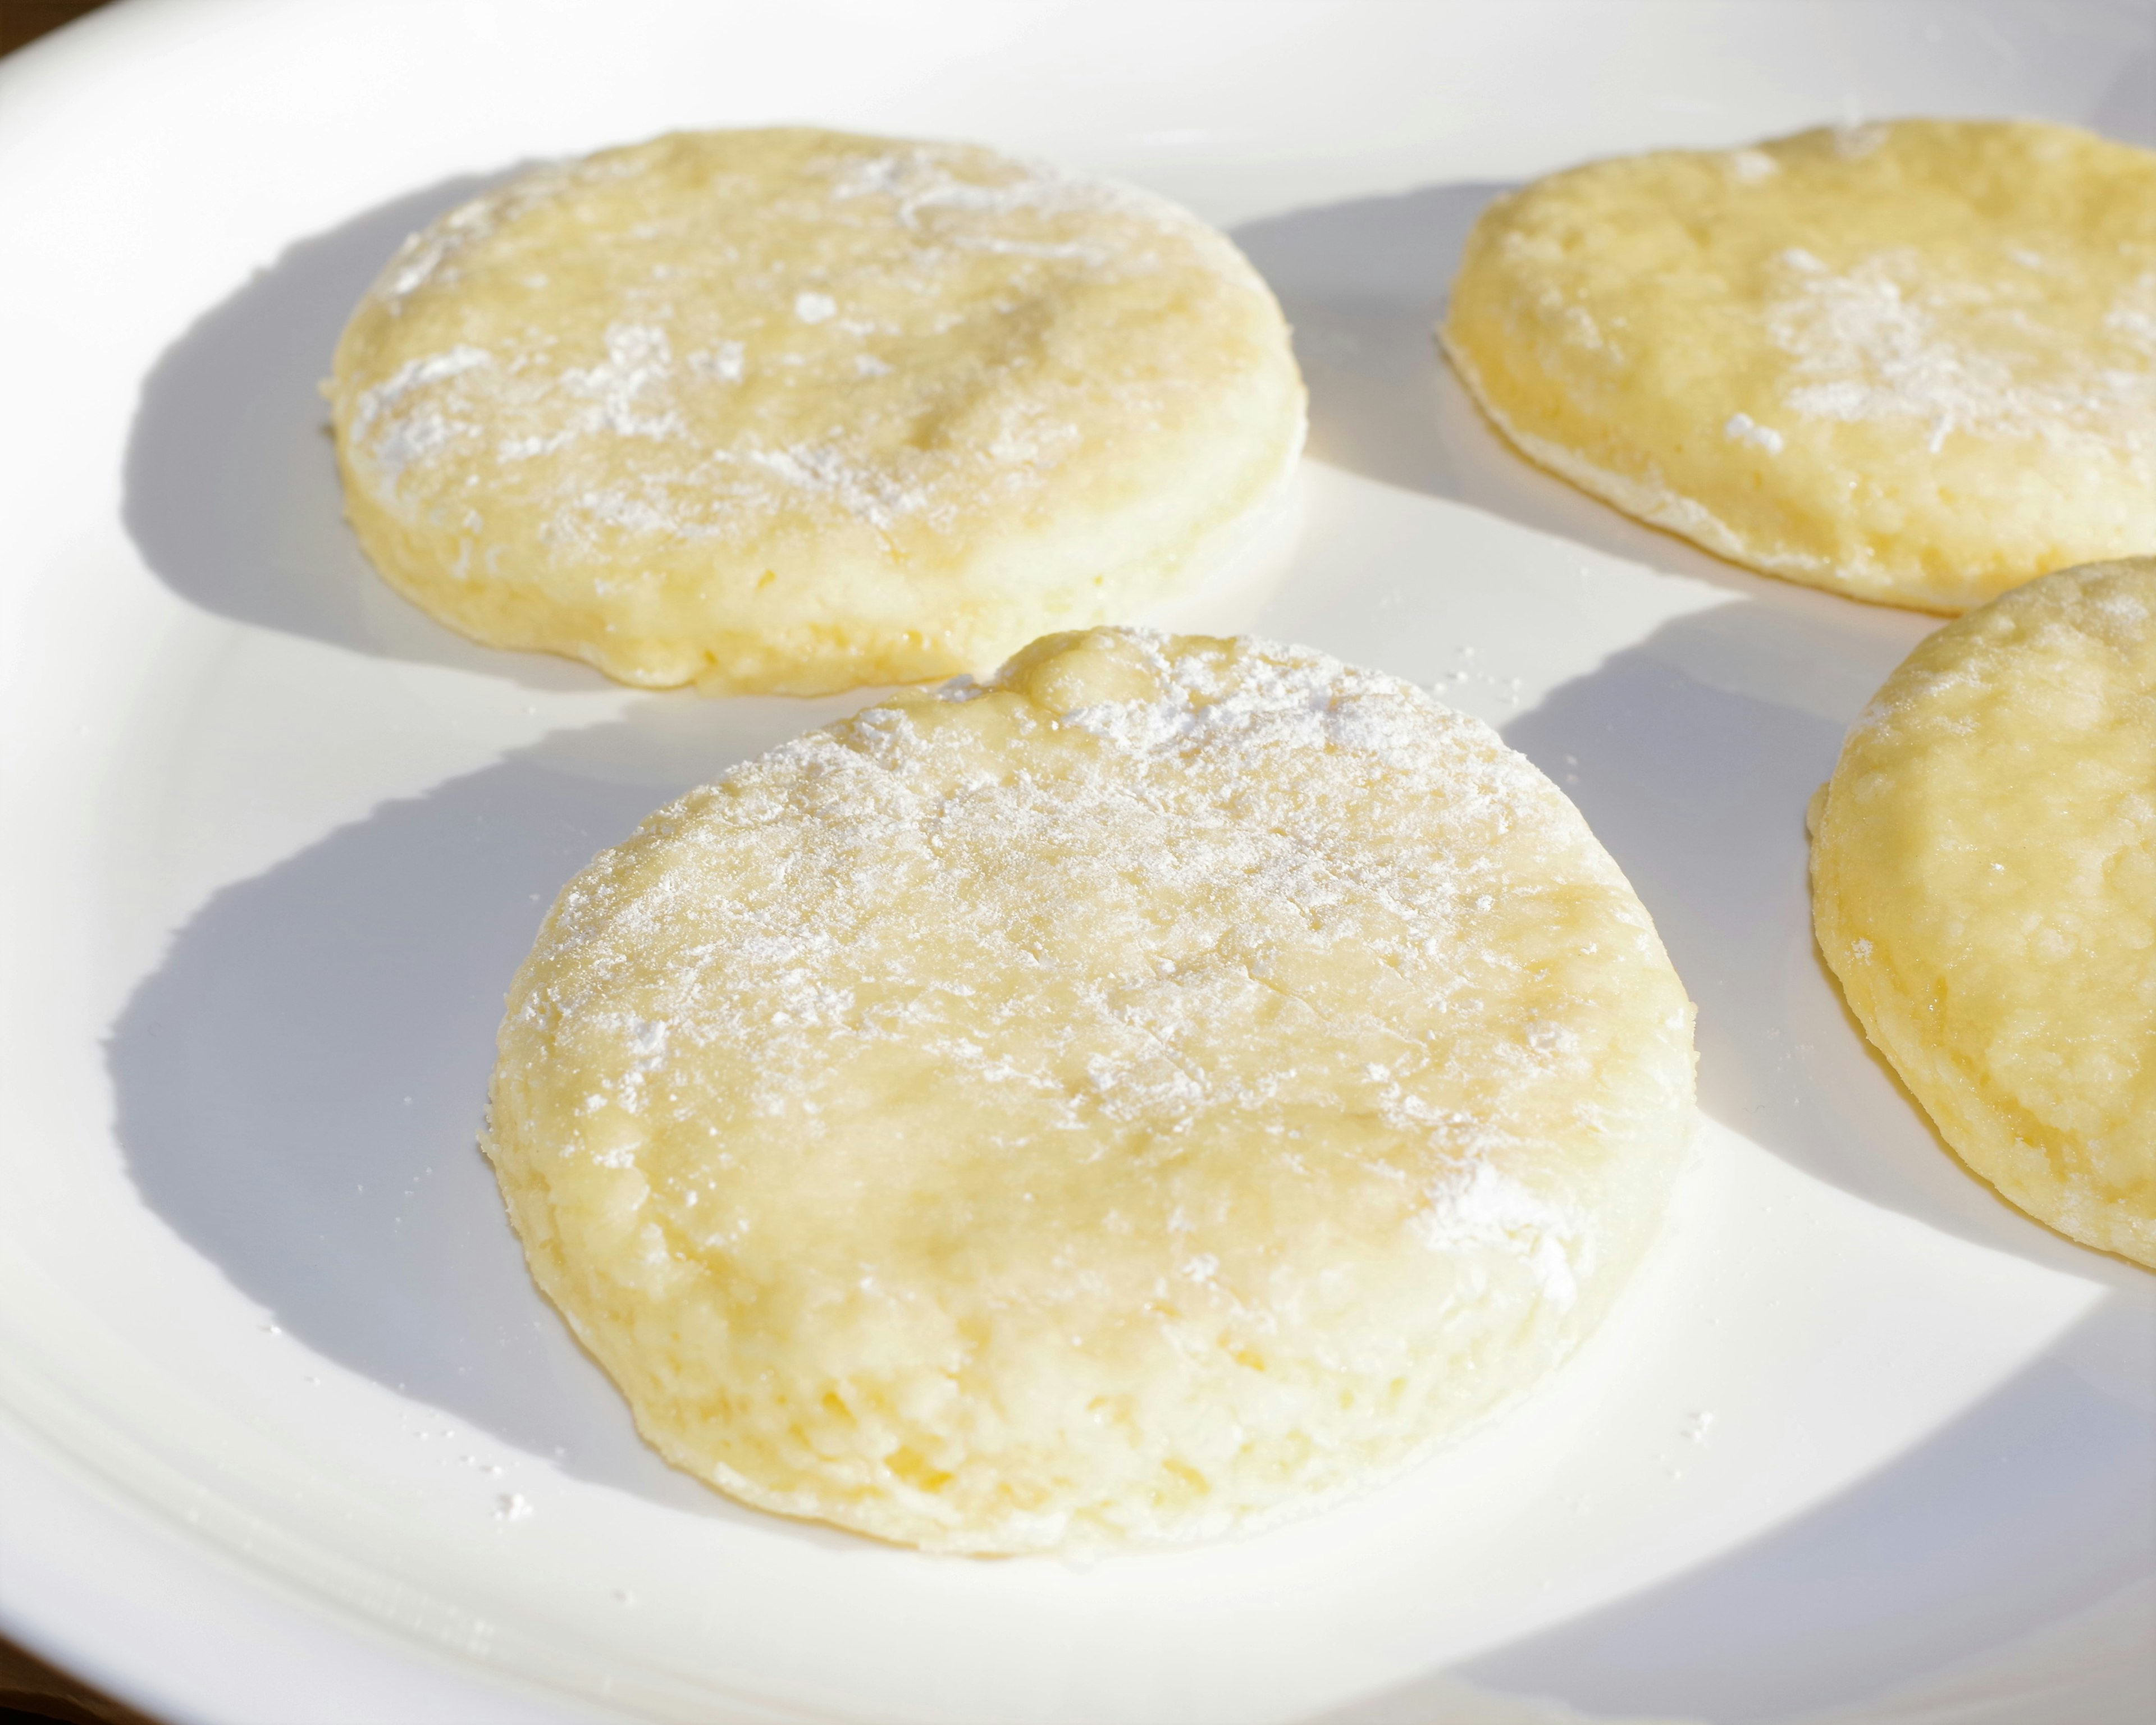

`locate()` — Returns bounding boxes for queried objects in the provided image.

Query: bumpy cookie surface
[330,129,1304,693]
[1444,121,2156,612]
[1812,560,2156,1265]
[486,628,1697,1550]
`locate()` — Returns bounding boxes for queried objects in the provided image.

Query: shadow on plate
[1306,1292,2155,1724]
[1499,601,2143,1288]
[121,168,604,692]
[1237,180,2137,1282]
[1231,181,1505,501]
[2091,48,2154,148]
[110,172,2146,1561]
[105,697,862,1536]
[1234,182,1885,609]
[104,619,2142,1554]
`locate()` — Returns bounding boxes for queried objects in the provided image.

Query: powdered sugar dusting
[1413,1159,1582,1309]
[2107,272,2156,353]
[340,131,1263,557]
[1766,248,2156,454]
[1723,412,1784,454]
[349,345,492,490]
[558,323,684,440]
[824,141,1181,251]
[1831,123,1889,161]
[512,630,1690,1312]
[371,153,646,311]
[742,443,919,533]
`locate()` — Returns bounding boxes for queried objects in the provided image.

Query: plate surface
[1,3,2151,1722]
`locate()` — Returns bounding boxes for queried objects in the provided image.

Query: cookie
[486,628,1697,1551]
[1811,559,2156,1265]
[329,129,1305,693]
[1443,120,2156,612]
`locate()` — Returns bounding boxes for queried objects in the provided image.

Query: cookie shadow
[120,168,605,690]
[1232,182,1870,608]
[1500,600,2143,1289]
[2091,46,2154,148]
[1237,181,2144,1283]
[1305,1292,2156,1724]
[1231,182,1506,501]
[103,698,865,1533]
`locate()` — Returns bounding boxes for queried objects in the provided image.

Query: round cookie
[329,129,1305,694]
[1442,120,2156,613]
[486,627,1697,1552]
[1811,559,2156,1266]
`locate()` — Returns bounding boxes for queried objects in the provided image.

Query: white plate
[2,2,2151,1722]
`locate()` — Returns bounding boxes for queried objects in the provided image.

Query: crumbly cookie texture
[329,128,1304,693]
[1811,559,2156,1266]
[1444,120,2156,613]
[486,628,1697,1552]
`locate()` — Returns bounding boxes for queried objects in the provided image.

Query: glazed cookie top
[329,129,1304,692]
[1444,120,2156,611]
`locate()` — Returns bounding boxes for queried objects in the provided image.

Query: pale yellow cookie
[486,628,1696,1551]
[1444,121,2156,612]
[1811,559,2156,1265]
[329,129,1304,694]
